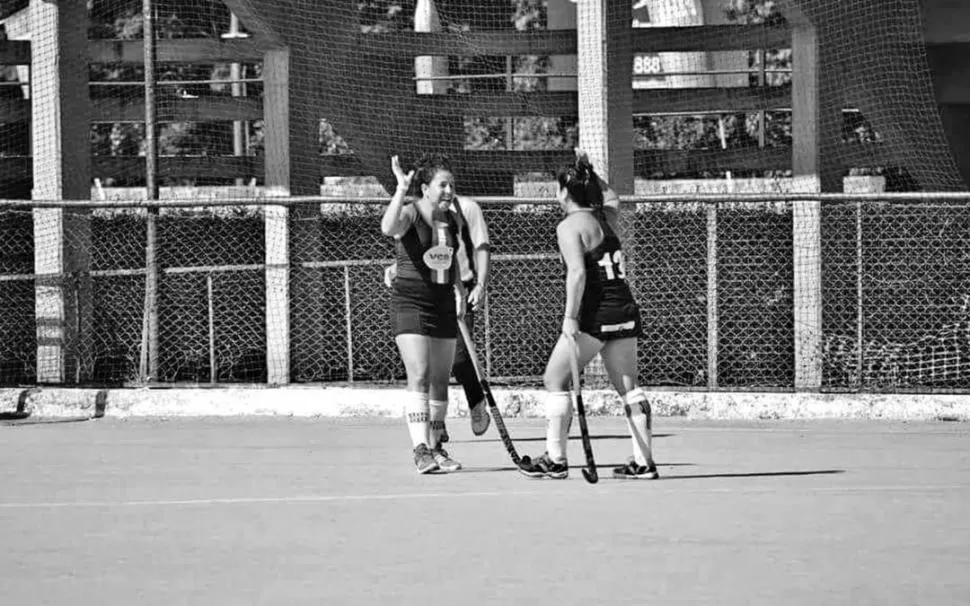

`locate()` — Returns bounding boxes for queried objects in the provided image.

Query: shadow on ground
[458,433,674,444]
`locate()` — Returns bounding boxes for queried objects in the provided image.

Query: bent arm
[597,171,621,214]
[592,171,622,235]
[381,184,412,237]
[474,246,491,288]
[460,197,491,287]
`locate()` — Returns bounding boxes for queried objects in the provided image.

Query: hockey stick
[568,340,598,484]
[1,389,107,424]
[457,318,523,466]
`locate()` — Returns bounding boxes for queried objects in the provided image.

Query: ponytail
[557,156,604,213]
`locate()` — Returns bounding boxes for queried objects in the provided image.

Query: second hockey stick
[458,318,523,466]
[568,341,598,484]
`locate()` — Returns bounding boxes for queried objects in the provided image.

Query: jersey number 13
[597,250,626,280]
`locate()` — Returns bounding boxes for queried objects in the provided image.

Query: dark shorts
[580,300,643,342]
[391,278,457,339]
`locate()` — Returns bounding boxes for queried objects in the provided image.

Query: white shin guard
[545,391,573,462]
[404,392,430,449]
[429,399,448,449]
[624,388,653,467]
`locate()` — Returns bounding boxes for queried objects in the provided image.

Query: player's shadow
[613,469,846,480]
[461,466,845,477]
[460,462,696,474]
[1,415,102,426]
[460,433,673,444]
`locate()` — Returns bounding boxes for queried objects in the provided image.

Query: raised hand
[391,155,415,191]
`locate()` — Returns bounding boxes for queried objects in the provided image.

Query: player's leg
[428,336,461,472]
[452,306,490,437]
[519,333,602,479]
[395,334,438,474]
[600,337,658,479]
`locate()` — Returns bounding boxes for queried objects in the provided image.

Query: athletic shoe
[612,457,659,480]
[517,452,568,479]
[413,444,439,475]
[432,446,462,472]
[469,400,491,436]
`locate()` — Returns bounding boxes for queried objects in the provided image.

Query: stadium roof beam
[357,24,789,58]
[87,38,265,64]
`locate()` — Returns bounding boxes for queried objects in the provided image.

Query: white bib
[423,244,454,272]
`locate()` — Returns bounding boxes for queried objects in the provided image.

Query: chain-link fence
[822,199,970,391]
[1,195,969,392]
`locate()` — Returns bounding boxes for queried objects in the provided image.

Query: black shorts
[391,278,457,339]
[580,300,643,342]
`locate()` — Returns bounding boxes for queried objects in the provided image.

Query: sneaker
[517,452,569,479]
[432,446,462,472]
[440,423,450,443]
[469,400,491,436]
[612,457,659,480]
[413,444,439,475]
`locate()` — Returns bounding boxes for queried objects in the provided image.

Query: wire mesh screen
[11,0,957,198]
[630,200,794,389]
[822,199,970,391]
[3,197,970,391]
[716,202,794,387]
[0,209,35,385]
[632,204,707,387]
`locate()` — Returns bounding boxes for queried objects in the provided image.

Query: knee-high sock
[429,399,449,449]
[545,391,573,463]
[404,392,430,448]
[624,388,653,467]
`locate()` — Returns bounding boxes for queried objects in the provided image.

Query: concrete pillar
[784,4,843,391]
[30,0,92,384]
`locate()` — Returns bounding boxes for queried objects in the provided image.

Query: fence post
[788,11,842,391]
[855,200,864,387]
[344,264,354,382]
[706,203,719,389]
[140,0,160,383]
[484,290,492,378]
[264,193,290,385]
[207,274,217,384]
[30,0,92,384]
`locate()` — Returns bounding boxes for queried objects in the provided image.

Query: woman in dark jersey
[381,153,466,475]
[520,149,658,481]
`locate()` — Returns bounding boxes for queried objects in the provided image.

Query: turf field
[2,416,969,605]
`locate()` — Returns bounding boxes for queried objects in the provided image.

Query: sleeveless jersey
[579,214,636,319]
[395,206,461,286]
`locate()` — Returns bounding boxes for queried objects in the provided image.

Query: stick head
[582,468,599,484]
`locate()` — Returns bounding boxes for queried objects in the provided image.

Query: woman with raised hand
[519,149,658,480]
[381,152,467,474]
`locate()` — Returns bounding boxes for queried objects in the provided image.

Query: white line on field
[0,490,545,510]
[0,484,966,510]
